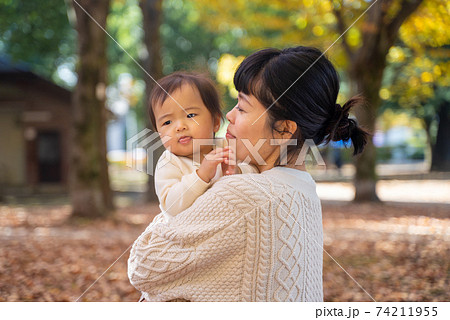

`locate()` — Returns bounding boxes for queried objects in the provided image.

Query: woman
[128,46,368,302]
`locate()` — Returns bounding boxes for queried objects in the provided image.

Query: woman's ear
[274,120,297,140]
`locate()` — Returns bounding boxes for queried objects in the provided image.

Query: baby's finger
[224,148,233,155]
[218,151,231,157]
[224,158,237,165]
[208,147,224,156]
[204,153,220,161]
[206,156,225,163]
[212,153,228,161]
[225,147,236,155]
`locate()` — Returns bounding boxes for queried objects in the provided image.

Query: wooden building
[0,58,72,194]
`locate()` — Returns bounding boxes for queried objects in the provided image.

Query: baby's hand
[221,147,240,176]
[197,148,229,183]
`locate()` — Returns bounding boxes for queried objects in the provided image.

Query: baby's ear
[213,116,221,133]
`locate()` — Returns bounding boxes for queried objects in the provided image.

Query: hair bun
[332,117,353,141]
[327,95,369,155]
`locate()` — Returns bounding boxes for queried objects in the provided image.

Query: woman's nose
[226,107,235,123]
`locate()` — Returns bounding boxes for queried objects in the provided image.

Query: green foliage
[380,44,449,150]
[0,0,76,86]
[107,0,144,82]
[191,0,353,66]
[105,0,250,124]
[105,0,147,129]
[160,0,250,110]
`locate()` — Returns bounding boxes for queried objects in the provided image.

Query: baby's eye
[162,120,171,126]
[187,113,197,118]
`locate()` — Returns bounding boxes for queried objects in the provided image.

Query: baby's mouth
[178,136,192,144]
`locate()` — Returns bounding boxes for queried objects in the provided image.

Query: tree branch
[386,0,423,47]
[331,0,354,60]
[355,0,383,64]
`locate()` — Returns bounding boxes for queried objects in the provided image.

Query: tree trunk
[348,11,389,202]
[70,0,114,218]
[420,114,433,169]
[139,0,164,203]
[431,100,450,171]
[349,61,384,202]
[343,0,423,202]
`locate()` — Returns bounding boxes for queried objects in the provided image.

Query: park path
[316,179,450,204]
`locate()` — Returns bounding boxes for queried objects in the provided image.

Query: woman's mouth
[226,130,235,139]
[178,136,192,144]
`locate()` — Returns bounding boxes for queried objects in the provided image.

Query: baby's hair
[149,72,223,130]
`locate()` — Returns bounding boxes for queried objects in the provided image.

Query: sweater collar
[263,166,316,189]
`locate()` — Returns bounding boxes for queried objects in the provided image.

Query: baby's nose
[176,121,187,131]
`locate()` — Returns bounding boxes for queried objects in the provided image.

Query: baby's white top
[154,148,258,217]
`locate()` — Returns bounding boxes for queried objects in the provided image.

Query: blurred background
[0,0,448,301]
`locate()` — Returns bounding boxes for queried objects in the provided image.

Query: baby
[149,72,258,217]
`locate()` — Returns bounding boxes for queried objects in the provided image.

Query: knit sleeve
[155,153,211,217]
[127,180,249,296]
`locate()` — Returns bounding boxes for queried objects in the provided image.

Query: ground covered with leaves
[0,200,448,301]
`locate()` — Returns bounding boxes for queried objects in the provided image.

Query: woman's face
[226,92,282,172]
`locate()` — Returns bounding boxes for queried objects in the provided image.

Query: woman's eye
[235,105,244,112]
[162,120,171,126]
[187,113,196,118]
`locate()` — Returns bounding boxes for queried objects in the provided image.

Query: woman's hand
[196,147,229,183]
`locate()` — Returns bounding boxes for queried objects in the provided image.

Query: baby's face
[154,83,220,158]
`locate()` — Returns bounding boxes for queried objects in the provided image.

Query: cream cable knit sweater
[128,167,323,302]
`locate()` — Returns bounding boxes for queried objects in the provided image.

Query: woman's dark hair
[149,72,223,129]
[234,46,369,161]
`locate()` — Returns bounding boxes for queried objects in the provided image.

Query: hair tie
[334,104,340,121]
[336,103,350,125]
[323,102,351,142]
